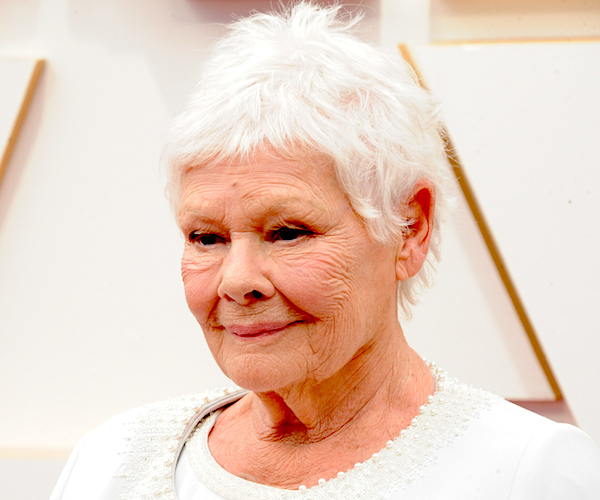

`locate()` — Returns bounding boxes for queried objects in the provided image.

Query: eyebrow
[178,195,328,227]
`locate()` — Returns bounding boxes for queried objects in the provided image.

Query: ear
[395,179,436,282]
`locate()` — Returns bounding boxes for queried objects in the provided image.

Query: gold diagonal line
[399,44,562,401]
[0,59,45,187]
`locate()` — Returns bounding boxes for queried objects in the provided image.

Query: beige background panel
[430,0,600,42]
[408,40,600,444]
[402,41,563,402]
[403,169,555,401]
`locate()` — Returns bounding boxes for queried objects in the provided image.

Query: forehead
[177,152,345,220]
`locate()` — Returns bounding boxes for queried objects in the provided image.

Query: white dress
[50,370,600,500]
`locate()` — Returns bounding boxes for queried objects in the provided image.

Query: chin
[221,356,302,394]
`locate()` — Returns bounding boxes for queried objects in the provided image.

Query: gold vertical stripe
[0,59,45,187]
[399,44,562,401]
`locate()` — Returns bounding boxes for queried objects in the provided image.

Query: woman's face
[178,152,401,393]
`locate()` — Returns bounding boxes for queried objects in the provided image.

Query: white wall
[1,0,599,497]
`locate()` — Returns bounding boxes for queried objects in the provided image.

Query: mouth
[225,321,301,338]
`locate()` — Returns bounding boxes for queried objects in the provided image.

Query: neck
[250,330,430,443]
[208,324,435,488]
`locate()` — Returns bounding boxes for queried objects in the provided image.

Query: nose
[217,237,275,304]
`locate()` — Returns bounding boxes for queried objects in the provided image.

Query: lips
[225,321,298,337]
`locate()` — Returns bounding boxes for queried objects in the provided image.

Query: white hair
[163,1,450,313]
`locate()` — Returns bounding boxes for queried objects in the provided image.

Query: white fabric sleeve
[49,433,88,500]
[509,423,600,499]
[48,408,141,500]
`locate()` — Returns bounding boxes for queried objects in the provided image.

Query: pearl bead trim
[184,362,499,500]
[119,388,242,500]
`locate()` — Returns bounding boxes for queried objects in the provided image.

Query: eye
[270,226,311,242]
[189,232,225,246]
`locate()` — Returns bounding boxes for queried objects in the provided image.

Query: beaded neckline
[184,362,498,500]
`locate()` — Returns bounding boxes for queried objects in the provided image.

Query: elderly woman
[51,3,600,500]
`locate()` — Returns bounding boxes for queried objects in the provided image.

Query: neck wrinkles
[248,329,434,444]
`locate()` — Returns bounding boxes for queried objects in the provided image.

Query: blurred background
[1,1,599,498]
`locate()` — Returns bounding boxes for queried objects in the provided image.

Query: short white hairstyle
[163,1,450,313]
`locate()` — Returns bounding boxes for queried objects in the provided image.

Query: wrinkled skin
[178,151,436,488]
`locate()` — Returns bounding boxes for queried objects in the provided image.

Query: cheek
[272,245,358,318]
[181,251,222,323]
[274,238,397,329]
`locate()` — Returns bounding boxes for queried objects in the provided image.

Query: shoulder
[66,391,222,459]
[50,390,239,500]
[474,397,570,442]
[456,391,600,498]
[50,404,147,500]
[490,401,600,499]
[412,376,600,498]
[474,396,598,454]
